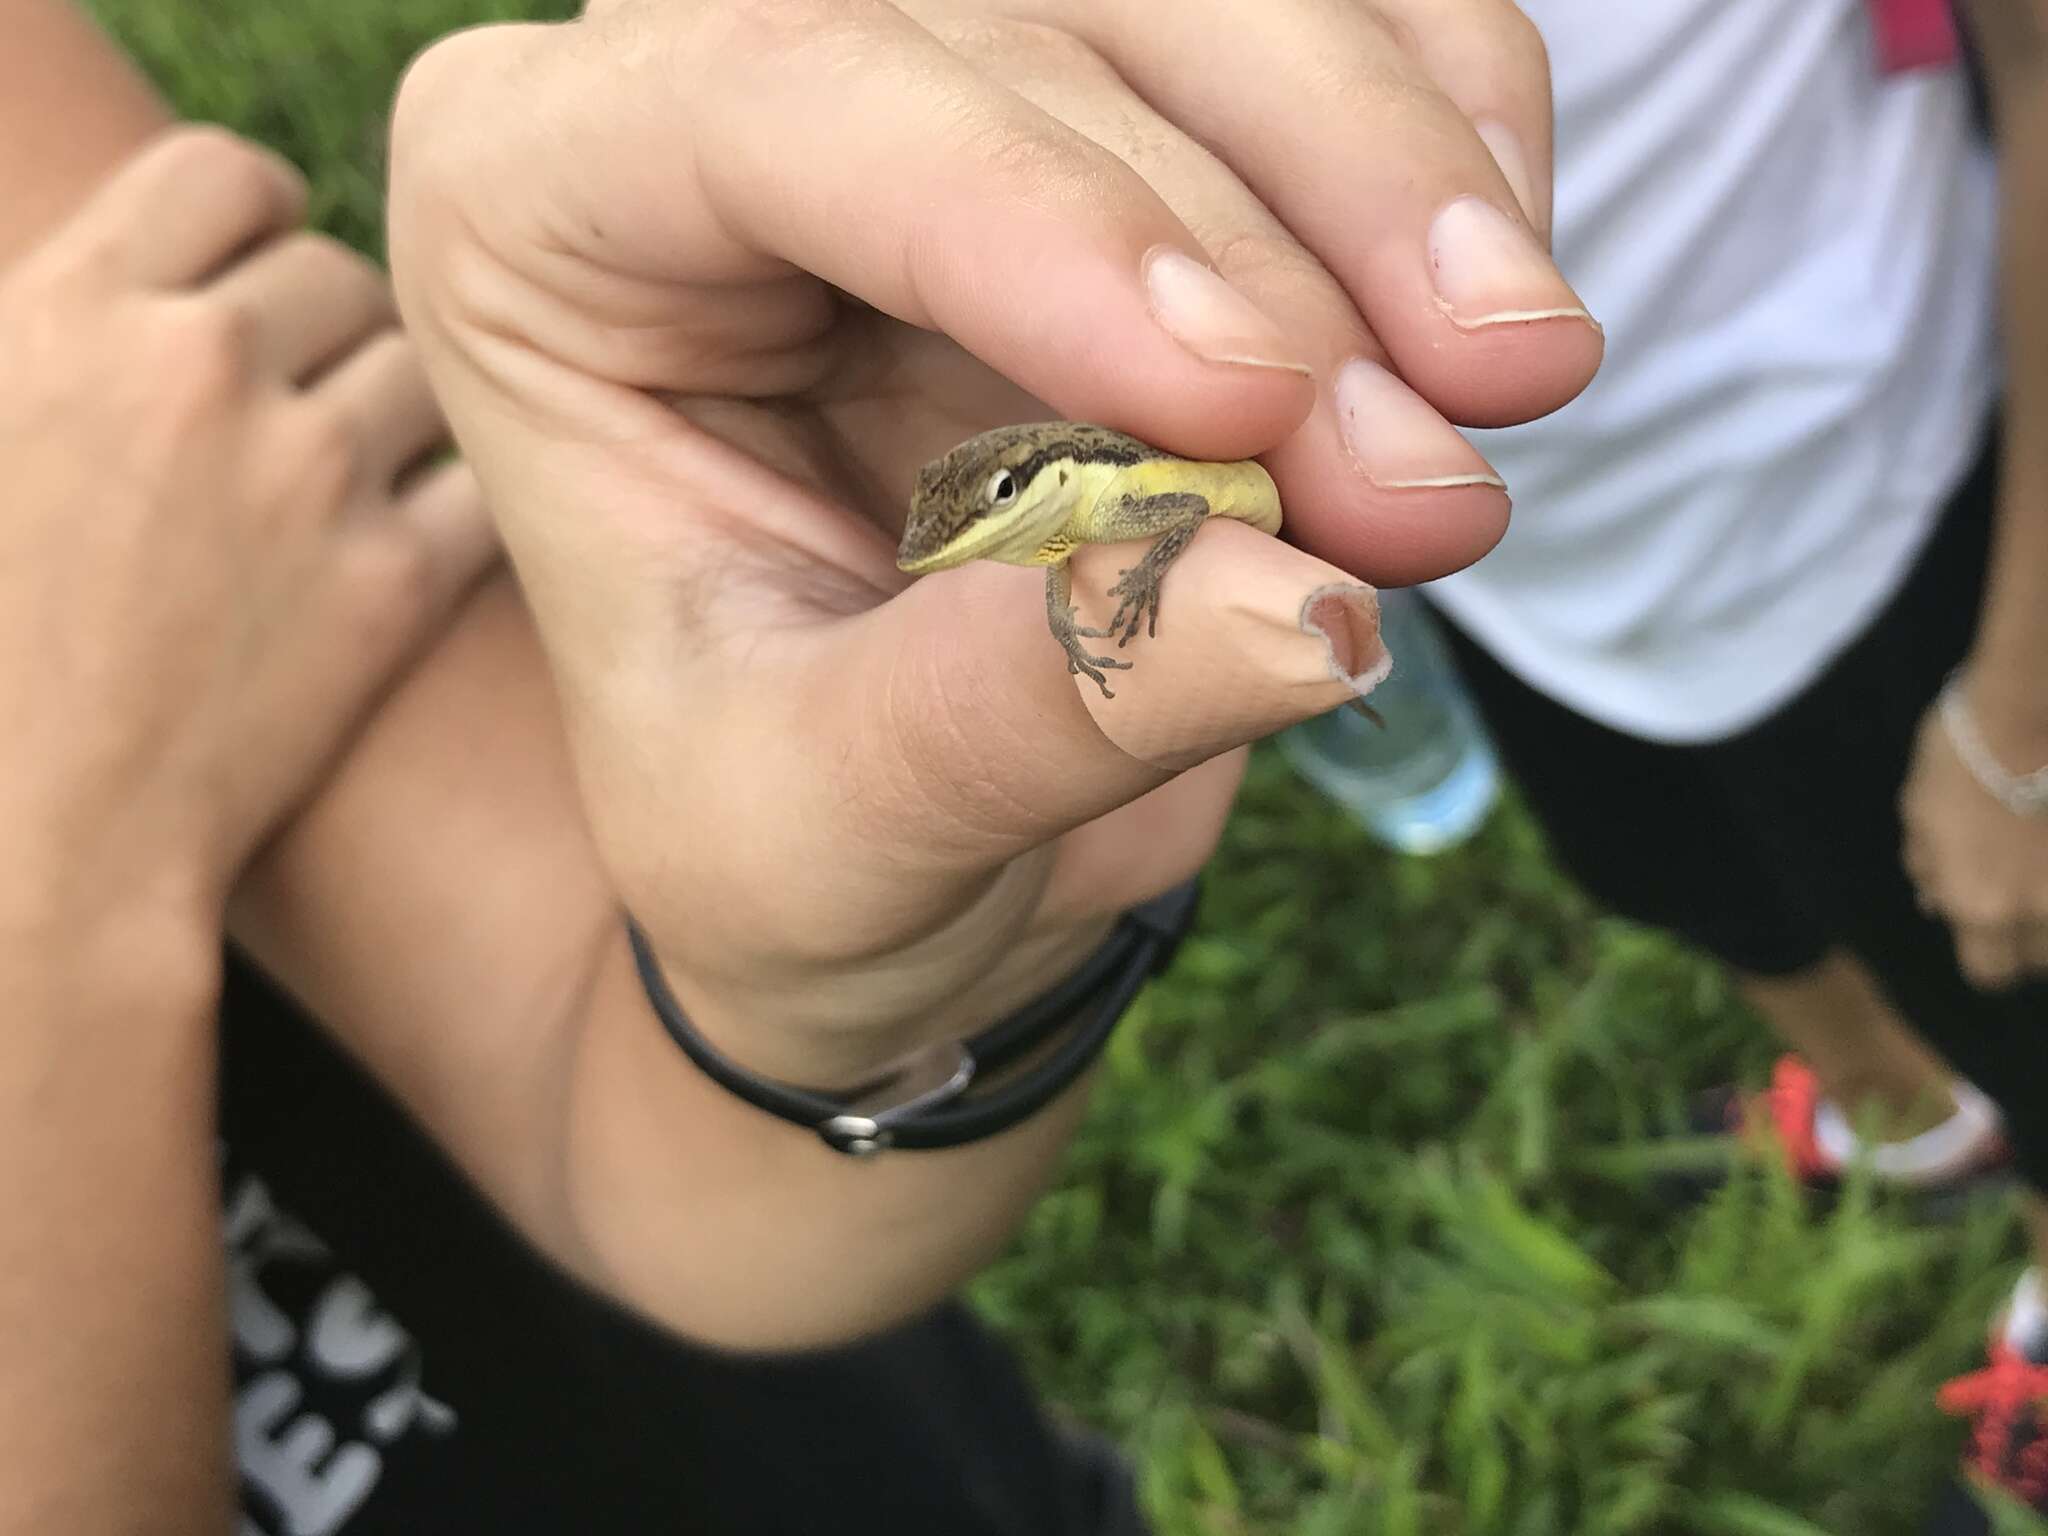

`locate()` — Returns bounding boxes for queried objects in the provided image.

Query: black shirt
[216,952,1137,1536]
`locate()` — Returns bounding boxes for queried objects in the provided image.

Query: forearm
[1962,0,2048,725]
[0,893,229,1535]
[229,578,1090,1351]
[559,943,1094,1351]
[0,0,171,267]
[0,26,221,1524]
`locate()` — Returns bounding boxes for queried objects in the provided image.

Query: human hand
[0,126,496,936]
[1903,660,2048,988]
[387,0,1601,1086]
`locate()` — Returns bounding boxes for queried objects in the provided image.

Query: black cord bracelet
[625,878,1202,1156]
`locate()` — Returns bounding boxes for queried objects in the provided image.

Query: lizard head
[897,422,1097,573]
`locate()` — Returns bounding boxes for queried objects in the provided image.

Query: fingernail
[1301,584,1393,697]
[1335,358,1507,491]
[1428,195,1593,329]
[1143,246,1314,375]
[1474,118,1540,233]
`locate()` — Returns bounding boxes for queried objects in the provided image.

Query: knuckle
[1358,5,1420,60]
[1964,954,2014,988]
[708,0,850,54]
[1954,893,2016,928]
[1207,229,1325,290]
[285,402,368,502]
[151,298,259,407]
[300,230,384,293]
[390,25,551,217]
[304,234,397,326]
[940,17,1103,79]
[0,276,73,368]
[1949,902,2002,932]
[164,122,305,211]
[9,232,102,306]
[393,26,517,134]
[959,111,1135,218]
[388,25,553,289]
[1083,91,1215,183]
[1485,4,1550,75]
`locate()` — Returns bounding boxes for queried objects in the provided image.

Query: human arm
[0,120,493,1532]
[1903,0,2048,985]
[241,0,1600,1355]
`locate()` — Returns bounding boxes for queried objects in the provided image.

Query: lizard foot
[1105,567,1165,648]
[1051,604,1132,698]
[1063,643,1133,697]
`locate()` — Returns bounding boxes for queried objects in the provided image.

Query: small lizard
[896,422,1284,697]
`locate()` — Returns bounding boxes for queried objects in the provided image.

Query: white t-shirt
[1425,0,2000,743]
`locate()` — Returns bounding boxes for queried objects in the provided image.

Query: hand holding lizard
[387,0,1601,1086]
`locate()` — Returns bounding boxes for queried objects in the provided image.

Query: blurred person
[0,2,1601,1532]
[1416,0,2048,1523]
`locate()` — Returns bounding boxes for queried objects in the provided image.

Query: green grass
[87,2,2043,1530]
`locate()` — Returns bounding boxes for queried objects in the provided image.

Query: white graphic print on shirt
[224,1163,456,1536]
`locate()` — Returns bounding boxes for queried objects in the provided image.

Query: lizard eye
[985,470,1019,506]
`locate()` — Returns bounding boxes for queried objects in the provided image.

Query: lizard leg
[1045,563,1131,698]
[1102,494,1209,648]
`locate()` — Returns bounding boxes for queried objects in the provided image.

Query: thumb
[796,518,1387,870]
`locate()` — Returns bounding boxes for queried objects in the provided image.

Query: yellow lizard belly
[1020,453,1282,563]
[1075,457,1283,541]
[1198,460,1283,536]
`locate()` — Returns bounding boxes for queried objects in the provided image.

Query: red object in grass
[1865,0,1961,73]
[1760,1056,1834,1183]
[1938,1336,2048,1504]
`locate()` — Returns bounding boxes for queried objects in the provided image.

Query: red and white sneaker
[1928,1294,2048,1533]
[1675,1056,2013,1210]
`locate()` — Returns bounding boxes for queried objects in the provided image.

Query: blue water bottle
[1276,587,1501,854]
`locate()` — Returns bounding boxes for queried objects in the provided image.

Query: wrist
[625,886,1195,1156]
[0,852,223,1023]
[1953,655,2048,769]
[1936,665,2048,819]
[652,914,1120,1092]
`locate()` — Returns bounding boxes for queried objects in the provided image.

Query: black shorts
[1428,421,2048,1188]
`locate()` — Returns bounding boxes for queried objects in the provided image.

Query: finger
[318,457,497,724]
[205,232,395,384]
[1955,924,2022,991]
[387,459,501,618]
[1022,0,1601,429]
[750,515,1388,949]
[556,420,1391,959]
[316,333,452,485]
[963,23,1510,583]
[2023,918,2048,978]
[406,3,1318,467]
[48,125,306,289]
[1373,0,1556,240]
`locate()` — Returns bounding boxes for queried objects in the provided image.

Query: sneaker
[1676,1056,2012,1211]
[1927,1320,2048,1532]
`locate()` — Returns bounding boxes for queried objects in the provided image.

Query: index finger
[404,0,1318,464]
[41,125,306,290]
[1031,0,1601,429]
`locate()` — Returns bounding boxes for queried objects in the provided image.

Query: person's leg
[1732,426,2040,1177]
[1629,427,2048,1526]
[1428,606,1988,1190]
[1737,953,1967,1140]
